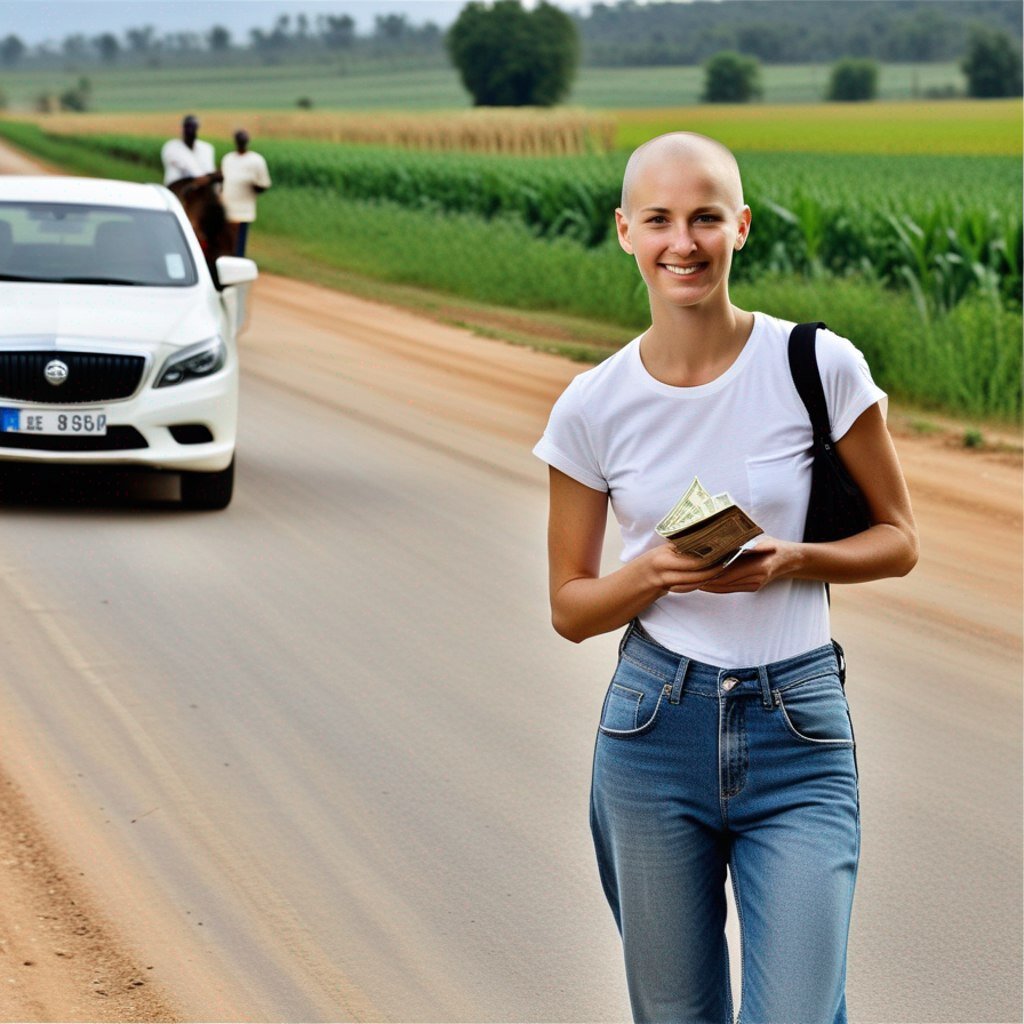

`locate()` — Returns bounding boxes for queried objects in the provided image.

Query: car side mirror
[215,256,258,287]
[216,257,258,337]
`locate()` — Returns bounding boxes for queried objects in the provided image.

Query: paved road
[0,273,1020,1019]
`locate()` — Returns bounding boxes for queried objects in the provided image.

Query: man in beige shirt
[220,130,272,257]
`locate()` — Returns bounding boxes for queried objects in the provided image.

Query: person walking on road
[220,129,271,258]
[534,132,918,1024]
[161,114,218,194]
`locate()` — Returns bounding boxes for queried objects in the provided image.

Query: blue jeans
[234,221,250,257]
[591,622,860,1024]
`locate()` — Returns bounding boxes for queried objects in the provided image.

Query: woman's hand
[696,536,798,594]
[640,542,736,594]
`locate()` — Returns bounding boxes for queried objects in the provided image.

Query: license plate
[1,408,108,436]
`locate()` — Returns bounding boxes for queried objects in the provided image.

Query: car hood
[0,283,218,348]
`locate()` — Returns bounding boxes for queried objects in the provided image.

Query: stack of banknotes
[655,477,762,569]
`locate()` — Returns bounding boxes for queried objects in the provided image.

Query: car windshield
[0,201,198,287]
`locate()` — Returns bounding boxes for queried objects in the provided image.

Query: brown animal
[169,176,234,287]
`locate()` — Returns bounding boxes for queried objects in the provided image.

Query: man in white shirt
[220,130,272,257]
[161,114,218,193]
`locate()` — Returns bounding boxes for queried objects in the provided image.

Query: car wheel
[181,457,234,510]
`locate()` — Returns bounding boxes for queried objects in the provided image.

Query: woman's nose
[667,226,697,253]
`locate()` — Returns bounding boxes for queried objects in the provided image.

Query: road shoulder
[0,766,179,1023]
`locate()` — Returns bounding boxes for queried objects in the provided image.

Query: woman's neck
[641,300,755,388]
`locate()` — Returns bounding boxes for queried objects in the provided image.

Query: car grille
[0,351,146,403]
[0,427,148,451]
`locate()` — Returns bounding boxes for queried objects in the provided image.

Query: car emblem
[44,359,69,386]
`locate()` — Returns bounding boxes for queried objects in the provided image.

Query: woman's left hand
[697,537,795,594]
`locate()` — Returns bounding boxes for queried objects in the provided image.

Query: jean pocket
[774,674,854,746]
[598,658,669,738]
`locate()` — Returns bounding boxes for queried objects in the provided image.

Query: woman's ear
[734,205,752,251]
[615,208,634,255]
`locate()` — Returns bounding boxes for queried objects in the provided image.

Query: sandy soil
[0,770,178,1023]
[0,139,1020,1022]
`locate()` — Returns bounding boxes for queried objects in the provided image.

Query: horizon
[0,0,598,46]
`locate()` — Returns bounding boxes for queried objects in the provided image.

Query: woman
[533,133,918,1023]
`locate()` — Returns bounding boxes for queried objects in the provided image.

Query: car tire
[181,457,234,510]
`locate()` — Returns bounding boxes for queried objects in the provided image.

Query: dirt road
[0,143,1020,1022]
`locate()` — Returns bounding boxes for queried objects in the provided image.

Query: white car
[0,175,256,509]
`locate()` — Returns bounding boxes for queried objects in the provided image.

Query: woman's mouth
[661,262,708,277]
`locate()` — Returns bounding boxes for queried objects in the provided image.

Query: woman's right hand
[639,542,727,595]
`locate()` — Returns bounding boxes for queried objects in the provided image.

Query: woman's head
[616,132,751,315]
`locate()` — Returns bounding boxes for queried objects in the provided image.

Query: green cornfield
[12,124,1018,314]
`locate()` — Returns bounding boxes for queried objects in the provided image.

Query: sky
[0,0,598,44]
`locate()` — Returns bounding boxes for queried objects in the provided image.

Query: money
[655,476,763,569]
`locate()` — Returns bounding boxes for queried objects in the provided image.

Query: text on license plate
[1,408,108,435]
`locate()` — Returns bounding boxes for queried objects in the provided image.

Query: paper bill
[656,476,763,568]
[655,478,719,535]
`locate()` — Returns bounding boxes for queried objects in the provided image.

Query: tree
[207,25,232,52]
[60,77,91,112]
[827,58,879,102]
[0,34,25,67]
[92,32,120,64]
[446,0,579,107]
[125,25,156,55]
[961,26,1023,99]
[61,34,88,61]
[375,13,411,43]
[701,51,762,103]
[319,14,355,50]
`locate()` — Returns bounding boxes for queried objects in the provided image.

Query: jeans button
[722,677,739,692]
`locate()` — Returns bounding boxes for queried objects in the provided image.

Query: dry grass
[20,108,617,156]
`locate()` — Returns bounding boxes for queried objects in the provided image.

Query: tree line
[577,0,1021,67]
[2,0,1019,71]
[0,13,443,70]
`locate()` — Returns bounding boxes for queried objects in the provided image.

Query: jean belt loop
[618,619,636,658]
[758,664,774,709]
[669,655,689,705]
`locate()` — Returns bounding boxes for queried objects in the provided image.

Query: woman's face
[615,155,750,314]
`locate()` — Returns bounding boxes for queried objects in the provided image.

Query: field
[0,60,969,113]
[20,96,1022,156]
[0,94,1020,422]
[615,99,1022,155]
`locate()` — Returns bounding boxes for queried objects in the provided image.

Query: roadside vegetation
[1,111,1019,424]
[8,120,1019,308]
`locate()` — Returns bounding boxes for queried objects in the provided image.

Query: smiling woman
[533,132,918,1024]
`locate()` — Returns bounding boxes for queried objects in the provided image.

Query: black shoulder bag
[788,321,872,685]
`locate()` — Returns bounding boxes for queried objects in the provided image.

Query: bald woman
[533,134,917,1023]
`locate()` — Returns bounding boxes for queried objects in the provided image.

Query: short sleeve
[161,141,179,173]
[197,141,216,175]
[255,156,271,188]
[532,375,607,492]
[815,329,887,441]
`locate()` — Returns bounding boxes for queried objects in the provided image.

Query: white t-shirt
[220,151,272,223]
[161,138,216,187]
[533,312,885,666]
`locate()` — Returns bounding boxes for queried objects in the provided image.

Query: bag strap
[788,321,833,607]
[787,321,831,440]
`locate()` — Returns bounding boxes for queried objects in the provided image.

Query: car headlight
[155,337,227,388]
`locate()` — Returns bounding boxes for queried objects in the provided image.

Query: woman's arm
[547,466,726,642]
[699,402,919,594]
